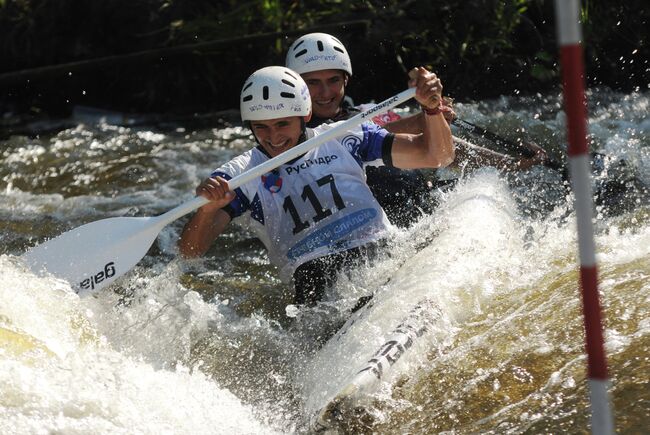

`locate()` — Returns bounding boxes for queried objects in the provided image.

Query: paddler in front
[178,65,453,306]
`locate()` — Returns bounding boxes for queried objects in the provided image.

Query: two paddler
[179,65,453,305]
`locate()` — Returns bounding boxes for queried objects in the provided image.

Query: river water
[1,88,649,434]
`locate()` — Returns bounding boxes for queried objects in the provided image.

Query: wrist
[421,99,451,116]
[422,105,443,116]
[197,201,223,214]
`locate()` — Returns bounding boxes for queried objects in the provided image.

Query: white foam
[0,256,280,434]
[301,171,535,415]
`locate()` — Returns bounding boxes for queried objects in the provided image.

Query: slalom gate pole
[553,1,614,434]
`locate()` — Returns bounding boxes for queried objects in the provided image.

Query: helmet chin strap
[298,118,307,144]
[246,121,262,147]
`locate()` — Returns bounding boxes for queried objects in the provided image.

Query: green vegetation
[0,0,647,117]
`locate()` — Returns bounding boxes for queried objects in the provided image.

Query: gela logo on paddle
[78,261,116,291]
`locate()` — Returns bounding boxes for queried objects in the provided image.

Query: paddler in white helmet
[285,33,549,225]
[179,65,454,305]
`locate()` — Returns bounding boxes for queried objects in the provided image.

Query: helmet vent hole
[333,46,344,54]
[284,70,298,80]
[280,92,295,99]
[293,40,305,51]
[317,41,324,51]
[242,82,253,91]
[242,95,252,102]
[294,49,307,58]
[262,86,269,100]
[281,79,295,87]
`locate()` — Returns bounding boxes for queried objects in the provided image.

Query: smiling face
[250,116,305,158]
[301,69,348,120]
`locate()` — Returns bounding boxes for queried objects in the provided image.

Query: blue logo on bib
[287,208,377,260]
[341,135,361,151]
[261,172,283,193]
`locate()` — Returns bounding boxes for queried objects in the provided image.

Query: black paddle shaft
[452,118,563,171]
[450,118,623,210]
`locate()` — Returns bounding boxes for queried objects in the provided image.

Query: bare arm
[382,111,424,134]
[178,176,235,258]
[390,67,455,169]
[179,208,232,257]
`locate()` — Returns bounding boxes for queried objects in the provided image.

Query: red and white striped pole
[554,1,614,434]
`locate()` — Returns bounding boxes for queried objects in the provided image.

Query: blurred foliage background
[0,0,648,118]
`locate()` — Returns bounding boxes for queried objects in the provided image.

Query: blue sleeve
[350,122,395,167]
[209,171,251,218]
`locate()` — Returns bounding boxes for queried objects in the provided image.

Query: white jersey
[212,121,395,281]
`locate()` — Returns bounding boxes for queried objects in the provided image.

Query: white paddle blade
[22,216,165,296]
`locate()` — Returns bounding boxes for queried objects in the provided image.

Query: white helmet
[286,32,353,76]
[240,66,311,121]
